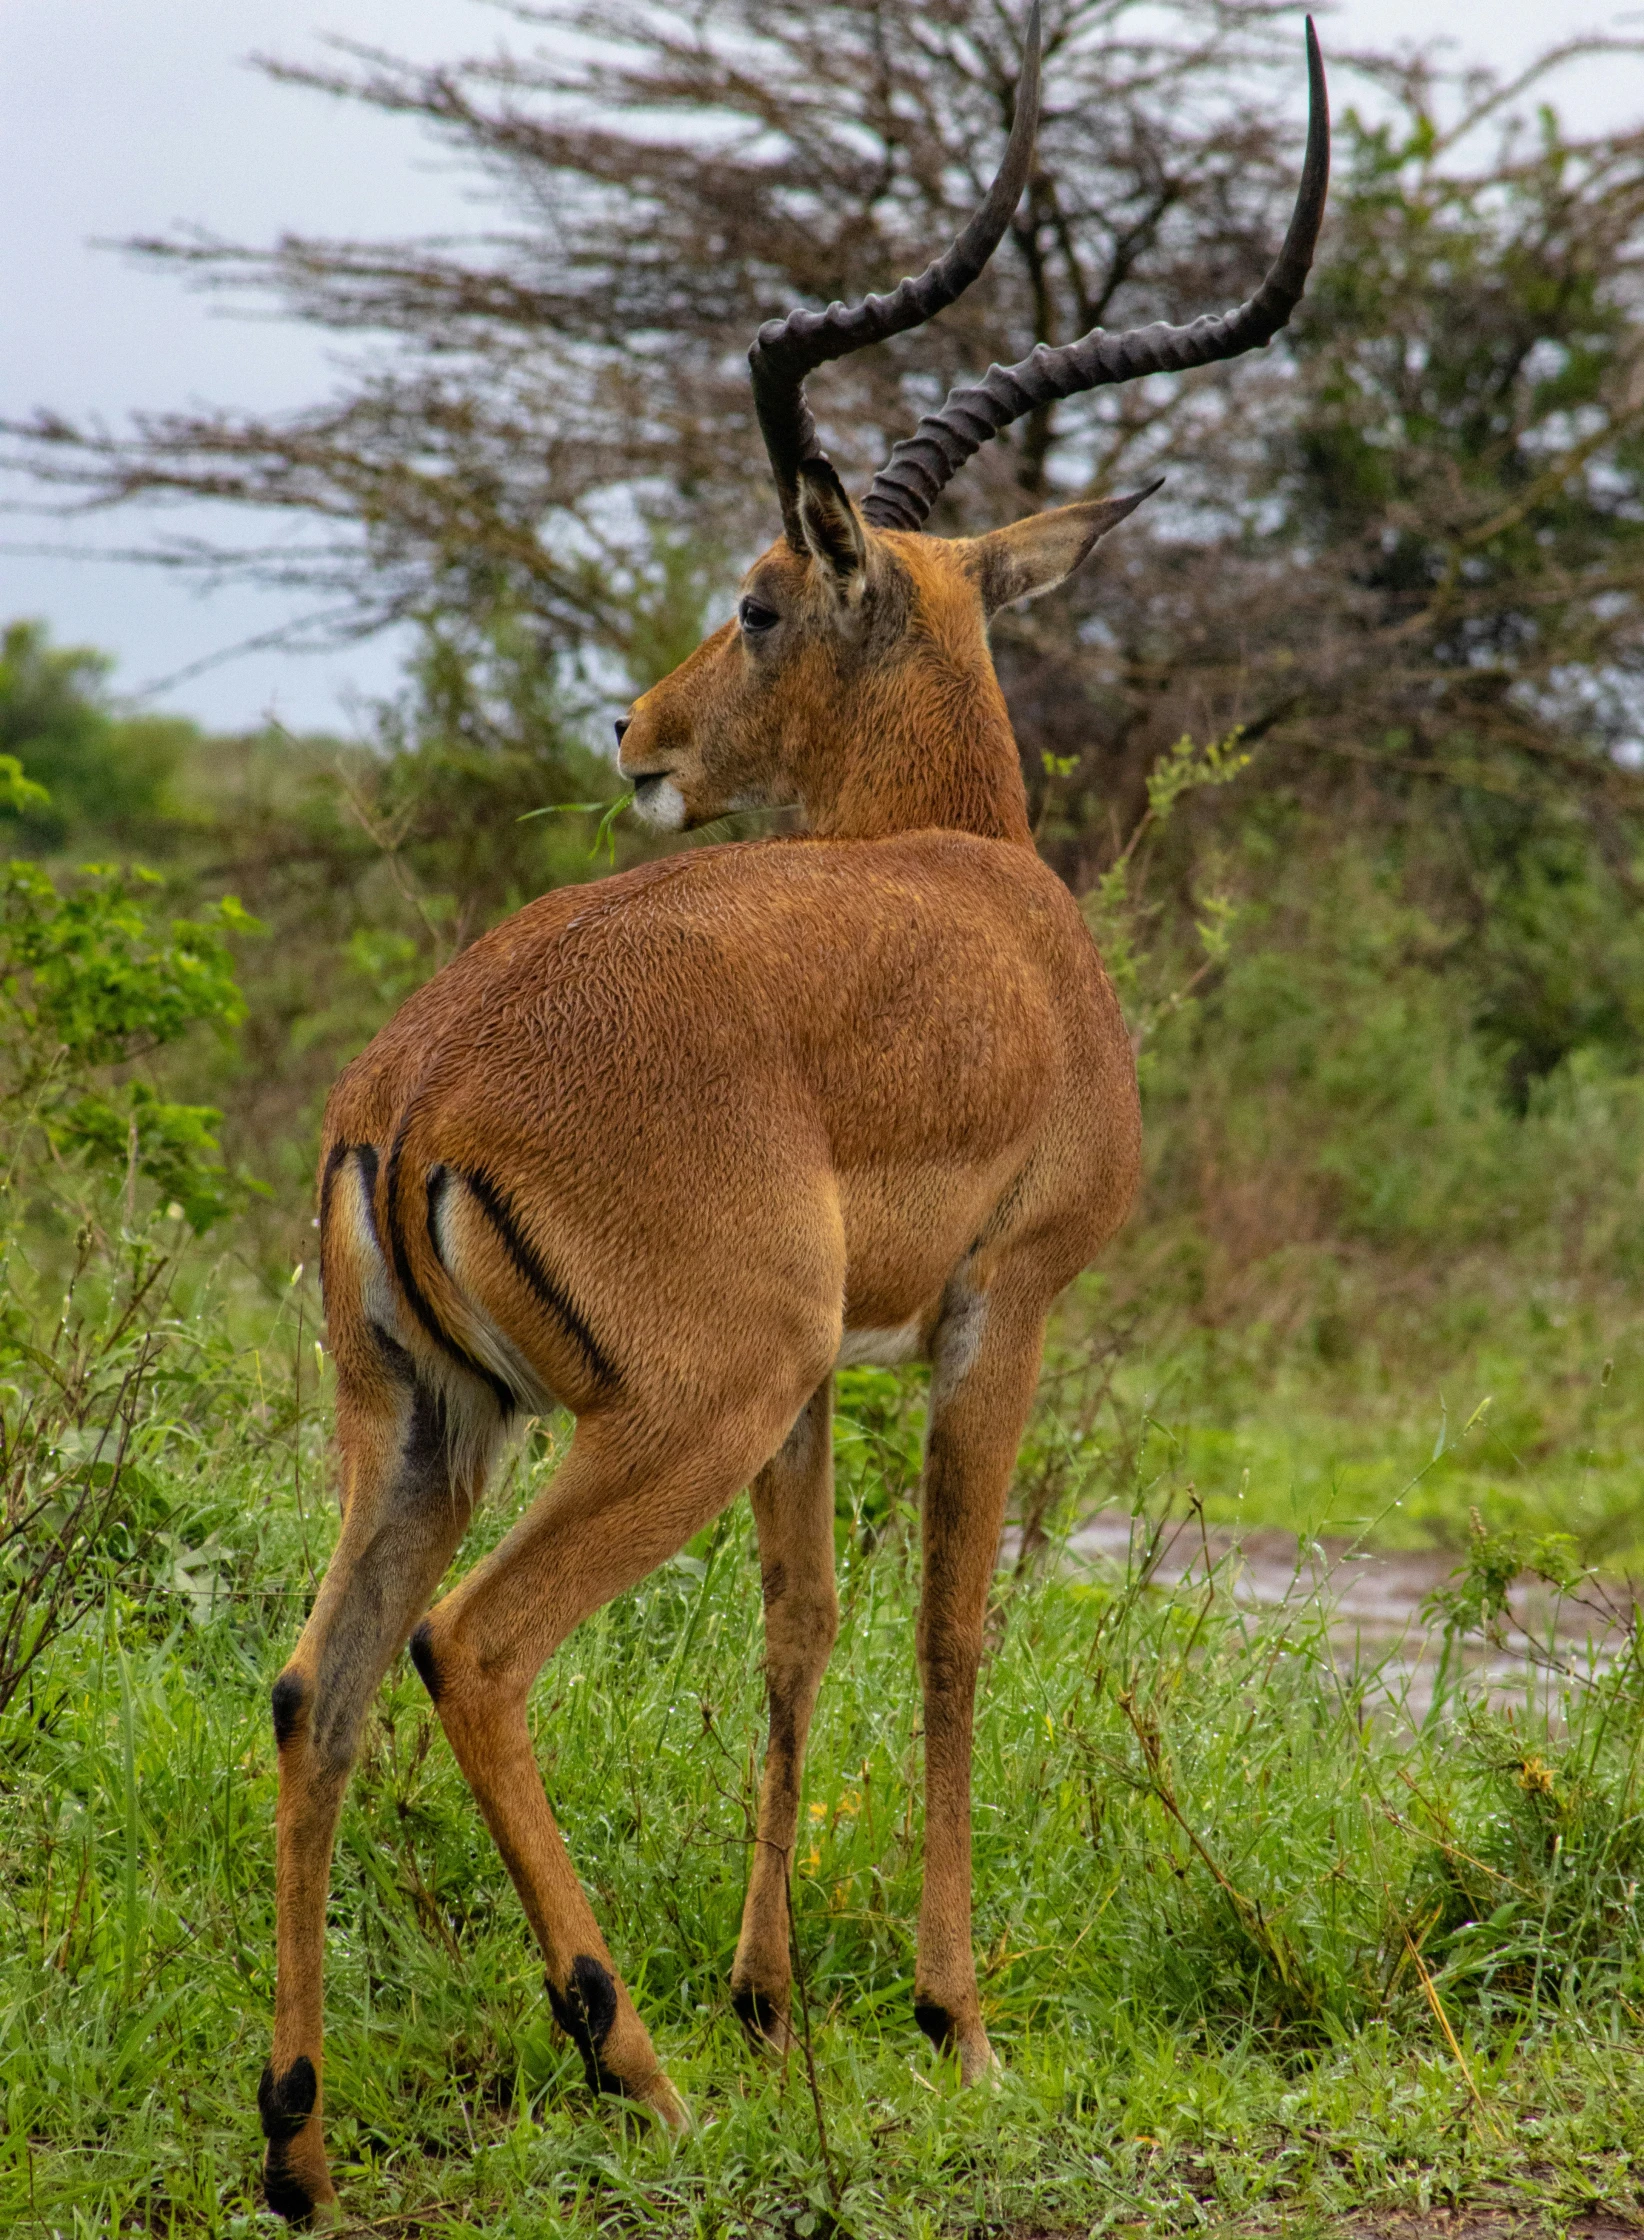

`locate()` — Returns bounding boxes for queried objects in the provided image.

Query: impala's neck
[798,615,1034,847]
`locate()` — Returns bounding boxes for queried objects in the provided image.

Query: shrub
[0,854,258,1232]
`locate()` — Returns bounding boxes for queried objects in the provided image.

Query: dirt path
[1046,1514,1635,1723]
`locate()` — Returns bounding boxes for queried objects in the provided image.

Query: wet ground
[1043,1513,1636,1723]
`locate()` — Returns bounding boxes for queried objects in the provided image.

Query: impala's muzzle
[629,769,689,832]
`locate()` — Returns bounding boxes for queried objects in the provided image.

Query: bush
[0,854,258,1232]
[0,811,264,1730]
[0,619,189,850]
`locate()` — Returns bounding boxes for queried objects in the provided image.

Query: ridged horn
[749,1,1043,551]
[861,17,1330,533]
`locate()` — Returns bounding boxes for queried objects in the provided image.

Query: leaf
[0,755,50,817]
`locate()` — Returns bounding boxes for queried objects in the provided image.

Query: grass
[1037,1261,1644,1571]
[2,1296,1643,2238]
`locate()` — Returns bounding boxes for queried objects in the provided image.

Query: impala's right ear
[796,458,868,601]
[963,481,1164,615]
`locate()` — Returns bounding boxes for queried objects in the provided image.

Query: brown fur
[261,481,1143,2217]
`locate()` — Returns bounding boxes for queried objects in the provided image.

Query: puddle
[1028,1515,1637,1724]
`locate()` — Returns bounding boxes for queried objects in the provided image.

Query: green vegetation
[0,621,190,851]
[0,702,1639,2234]
[1085,814,1644,1567]
[3,1332,1642,2236]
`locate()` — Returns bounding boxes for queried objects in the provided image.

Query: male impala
[260,11,1328,2217]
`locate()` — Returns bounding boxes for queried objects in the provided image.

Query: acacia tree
[8,1,1322,641]
[6,0,1644,1084]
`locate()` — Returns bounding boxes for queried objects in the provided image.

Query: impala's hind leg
[914,1283,1045,2085]
[730,1376,838,2049]
[409,1394,807,2127]
[262,1362,488,2222]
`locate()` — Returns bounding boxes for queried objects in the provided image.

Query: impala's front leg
[914,1285,1045,2084]
[731,1376,838,2048]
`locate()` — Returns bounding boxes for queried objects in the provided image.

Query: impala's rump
[318,1131,621,1488]
[317,830,1132,1438]
[433,1163,616,1386]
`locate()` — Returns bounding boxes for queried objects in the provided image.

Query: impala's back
[318,822,1139,1456]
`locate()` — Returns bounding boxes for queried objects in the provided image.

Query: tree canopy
[5,1,1644,1098]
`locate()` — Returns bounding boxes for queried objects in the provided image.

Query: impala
[260,10,1328,2217]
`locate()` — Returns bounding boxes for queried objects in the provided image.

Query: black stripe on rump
[456,1163,617,1388]
[316,1140,355,1314]
[348,1145,416,1384]
[382,1123,516,1415]
[320,1141,390,1264]
[318,1140,352,1231]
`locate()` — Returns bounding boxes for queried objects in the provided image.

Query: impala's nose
[614,715,631,746]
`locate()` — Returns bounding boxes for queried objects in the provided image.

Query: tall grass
[1,1320,1641,2236]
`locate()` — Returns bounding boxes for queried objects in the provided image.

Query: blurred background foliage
[0,0,1641,1558]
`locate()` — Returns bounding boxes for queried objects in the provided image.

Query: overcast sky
[2,0,1640,735]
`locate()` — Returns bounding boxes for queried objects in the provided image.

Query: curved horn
[862,18,1330,534]
[749,0,1042,551]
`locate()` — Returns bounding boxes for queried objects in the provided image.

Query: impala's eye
[739,596,780,634]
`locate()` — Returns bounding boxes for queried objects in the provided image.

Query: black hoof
[262,2155,322,2227]
[259,2057,321,2223]
[913,1999,957,2053]
[732,1983,788,2042]
[548,1953,624,2094]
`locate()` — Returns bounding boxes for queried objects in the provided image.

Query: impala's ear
[796,458,869,598]
[962,481,1164,615]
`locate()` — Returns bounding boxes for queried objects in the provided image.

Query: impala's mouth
[629,772,689,832]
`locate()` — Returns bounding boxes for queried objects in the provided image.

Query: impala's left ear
[796,458,869,600]
[961,480,1164,615]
